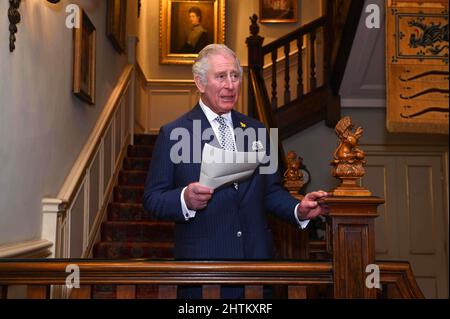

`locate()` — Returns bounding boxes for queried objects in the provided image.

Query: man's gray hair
[192,44,243,85]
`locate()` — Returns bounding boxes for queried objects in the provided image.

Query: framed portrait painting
[160,0,226,64]
[260,0,298,23]
[106,0,127,53]
[73,9,96,105]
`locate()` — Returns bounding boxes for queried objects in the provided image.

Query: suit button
[236,231,242,237]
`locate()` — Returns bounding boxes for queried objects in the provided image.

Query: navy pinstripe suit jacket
[143,104,300,260]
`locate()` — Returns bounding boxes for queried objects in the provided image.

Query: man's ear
[194,75,206,93]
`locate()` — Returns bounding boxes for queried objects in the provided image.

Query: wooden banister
[326,196,384,299]
[378,261,425,299]
[0,260,333,285]
[261,17,327,55]
[247,15,339,139]
[246,2,365,139]
[0,260,333,299]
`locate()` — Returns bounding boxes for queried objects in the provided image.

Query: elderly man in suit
[143,44,329,298]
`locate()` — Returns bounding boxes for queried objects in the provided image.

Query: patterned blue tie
[216,116,238,189]
[216,116,236,152]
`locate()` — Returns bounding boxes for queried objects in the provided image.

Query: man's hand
[184,182,214,211]
[297,190,330,220]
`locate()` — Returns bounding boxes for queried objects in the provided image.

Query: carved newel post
[246,14,264,117]
[326,116,384,298]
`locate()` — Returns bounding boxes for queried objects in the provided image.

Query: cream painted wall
[137,0,322,80]
[0,0,131,245]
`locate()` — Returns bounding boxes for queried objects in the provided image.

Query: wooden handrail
[247,14,336,136]
[56,64,133,205]
[0,260,333,286]
[41,63,135,259]
[249,69,275,129]
[249,68,288,170]
[0,260,425,299]
[261,16,327,55]
[378,261,425,299]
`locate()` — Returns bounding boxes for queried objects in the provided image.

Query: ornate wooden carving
[331,116,371,196]
[8,0,21,52]
[282,151,304,193]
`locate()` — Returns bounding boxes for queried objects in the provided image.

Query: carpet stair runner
[92,134,175,298]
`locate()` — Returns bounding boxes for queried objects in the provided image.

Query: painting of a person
[180,6,209,53]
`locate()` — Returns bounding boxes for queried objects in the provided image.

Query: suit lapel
[231,110,248,152]
[187,104,220,150]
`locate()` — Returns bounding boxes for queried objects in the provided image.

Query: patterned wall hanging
[386,0,448,134]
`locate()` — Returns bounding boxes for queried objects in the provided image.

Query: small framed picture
[159,0,226,64]
[73,9,96,105]
[260,0,298,23]
[106,0,127,53]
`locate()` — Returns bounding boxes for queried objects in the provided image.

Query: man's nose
[223,75,233,88]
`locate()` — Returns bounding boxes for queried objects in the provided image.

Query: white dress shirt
[180,99,309,229]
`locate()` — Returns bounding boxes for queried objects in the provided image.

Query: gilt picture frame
[106,0,127,53]
[160,0,226,65]
[260,0,298,23]
[73,9,96,105]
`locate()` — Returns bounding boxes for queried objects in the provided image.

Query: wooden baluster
[288,285,307,299]
[158,285,177,299]
[70,285,92,299]
[309,31,317,90]
[245,285,263,299]
[271,49,278,110]
[284,43,291,104]
[0,285,8,299]
[27,285,50,299]
[297,35,304,98]
[116,285,136,299]
[202,285,220,299]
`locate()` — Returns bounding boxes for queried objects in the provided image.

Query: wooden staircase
[93,134,174,260]
[246,0,366,139]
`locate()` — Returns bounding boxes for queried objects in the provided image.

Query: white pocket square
[252,140,264,151]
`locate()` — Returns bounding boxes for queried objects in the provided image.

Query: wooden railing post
[327,196,384,298]
[246,14,264,117]
[0,285,7,299]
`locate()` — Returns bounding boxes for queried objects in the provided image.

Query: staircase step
[93,242,174,259]
[114,186,144,203]
[119,170,148,186]
[134,134,158,146]
[108,203,154,221]
[127,145,154,158]
[123,157,151,171]
[101,221,175,242]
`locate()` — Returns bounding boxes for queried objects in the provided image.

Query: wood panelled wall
[362,145,449,298]
[135,64,248,134]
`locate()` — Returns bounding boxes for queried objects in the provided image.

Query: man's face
[189,13,200,26]
[195,53,241,115]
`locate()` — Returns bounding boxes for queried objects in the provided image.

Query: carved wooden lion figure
[284,151,303,181]
[332,116,366,165]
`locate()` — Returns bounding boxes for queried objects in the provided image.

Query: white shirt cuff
[181,187,197,220]
[294,203,309,229]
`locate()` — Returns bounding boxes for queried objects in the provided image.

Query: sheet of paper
[199,143,265,189]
